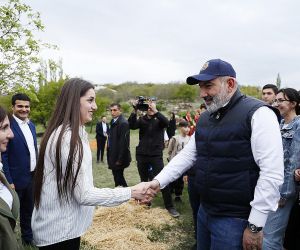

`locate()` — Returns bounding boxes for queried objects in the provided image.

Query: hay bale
[83,199,175,249]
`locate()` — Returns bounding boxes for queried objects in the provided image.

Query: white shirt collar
[13,114,30,125]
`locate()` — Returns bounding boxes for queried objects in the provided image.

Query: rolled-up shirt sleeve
[248,106,284,227]
[155,134,197,188]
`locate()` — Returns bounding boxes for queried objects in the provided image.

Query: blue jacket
[95,122,109,141]
[279,115,300,202]
[195,89,280,218]
[2,117,38,190]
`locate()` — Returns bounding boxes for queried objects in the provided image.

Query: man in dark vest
[142,59,284,250]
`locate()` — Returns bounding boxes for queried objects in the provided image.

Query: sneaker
[96,161,100,164]
[167,207,180,217]
[174,196,185,204]
[101,160,104,163]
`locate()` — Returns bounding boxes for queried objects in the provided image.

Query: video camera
[136,96,157,111]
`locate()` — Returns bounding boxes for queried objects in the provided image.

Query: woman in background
[0,105,24,250]
[32,78,154,250]
[263,88,300,249]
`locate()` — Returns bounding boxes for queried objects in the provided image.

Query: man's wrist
[248,222,263,233]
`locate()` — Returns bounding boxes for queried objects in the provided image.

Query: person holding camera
[128,99,179,217]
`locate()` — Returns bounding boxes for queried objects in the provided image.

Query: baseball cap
[186,59,236,85]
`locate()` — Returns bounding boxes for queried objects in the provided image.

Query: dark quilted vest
[195,89,280,218]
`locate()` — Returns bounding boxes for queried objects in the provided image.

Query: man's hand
[132,100,139,114]
[243,226,263,250]
[104,133,107,137]
[141,180,160,197]
[10,183,15,190]
[116,162,122,166]
[148,100,158,113]
[130,182,159,204]
[278,200,286,207]
[165,141,169,148]
[183,176,188,184]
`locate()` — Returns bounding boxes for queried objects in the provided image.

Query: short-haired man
[2,93,37,247]
[262,84,278,105]
[107,103,131,187]
[143,59,284,249]
[128,99,179,217]
[200,103,207,114]
[96,116,109,164]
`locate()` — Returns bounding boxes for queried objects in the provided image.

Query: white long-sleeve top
[32,125,131,247]
[155,106,284,227]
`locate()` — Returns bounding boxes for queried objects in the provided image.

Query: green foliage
[0,0,57,90]
[86,97,108,132]
[30,79,65,127]
[120,102,131,115]
[174,84,197,100]
[276,73,281,89]
[96,87,114,103]
[239,85,262,100]
[156,104,162,111]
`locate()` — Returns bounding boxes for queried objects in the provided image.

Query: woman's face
[80,88,97,125]
[0,116,14,152]
[273,92,296,118]
[170,113,174,118]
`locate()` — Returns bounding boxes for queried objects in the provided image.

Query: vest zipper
[206,127,215,207]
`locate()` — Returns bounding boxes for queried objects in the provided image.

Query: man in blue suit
[95,115,109,163]
[2,93,37,247]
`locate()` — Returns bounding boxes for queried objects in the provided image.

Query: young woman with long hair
[262,88,300,249]
[0,105,24,249]
[32,78,154,250]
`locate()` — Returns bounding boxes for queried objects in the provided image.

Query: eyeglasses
[272,99,291,105]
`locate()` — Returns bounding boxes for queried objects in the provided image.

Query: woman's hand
[295,169,300,181]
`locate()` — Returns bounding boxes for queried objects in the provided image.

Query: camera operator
[128,99,179,217]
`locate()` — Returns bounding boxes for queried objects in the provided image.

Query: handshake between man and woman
[130,180,161,204]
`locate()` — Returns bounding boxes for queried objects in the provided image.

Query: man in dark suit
[95,116,109,164]
[107,103,131,187]
[2,93,37,247]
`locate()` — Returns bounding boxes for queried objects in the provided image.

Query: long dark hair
[278,88,300,115]
[33,78,94,209]
[0,105,8,184]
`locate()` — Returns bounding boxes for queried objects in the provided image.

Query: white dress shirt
[31,125,131,247]
[13,115,36,172]
[155,106,284,227]
[102,122,107,134]
[0,163,13,210]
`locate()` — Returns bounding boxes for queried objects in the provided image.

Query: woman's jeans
[262,192,298,250]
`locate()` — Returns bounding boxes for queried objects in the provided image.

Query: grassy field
[23,113,197,250]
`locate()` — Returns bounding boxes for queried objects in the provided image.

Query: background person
[107,103,131,187]
[262,84,278,105]
[168,120,190,204]
[32,78,155,250]
[95,116,109,164]
[167,112,176,139]
[2,93,37,247]
[262,88,300,250]
[0,105,24,250]
[128,99,179,217]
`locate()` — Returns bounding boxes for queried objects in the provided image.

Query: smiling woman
[32,78,155,250]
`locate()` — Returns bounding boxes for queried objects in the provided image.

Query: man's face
[11,100,30,120]
[110,105,121,119]
[199,77,230,113]
[262,88,276,105]
[180,126,190,135]
[102,116,107,123]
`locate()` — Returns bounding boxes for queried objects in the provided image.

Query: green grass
[23,117,196,250]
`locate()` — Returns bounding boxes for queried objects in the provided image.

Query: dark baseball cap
[186,59,236,85]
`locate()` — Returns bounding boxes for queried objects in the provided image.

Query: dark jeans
[16,172,34,242]
[39,237,80,250]
[112,169,128,187]
[197,205,247,250]
[283,192,300,250]
[188,176,201,240]
[96,138,106,161]
[169,175,184,196]
[136,154,174,209]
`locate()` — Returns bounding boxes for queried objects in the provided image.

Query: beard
[204,84,231,113]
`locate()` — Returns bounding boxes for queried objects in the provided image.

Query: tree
[0,0,57,90]
[174,84,197,101]
[276,73,281,89]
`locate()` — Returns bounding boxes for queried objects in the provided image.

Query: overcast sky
[25,0,300,89]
